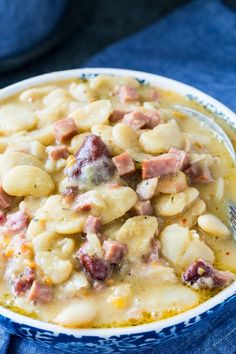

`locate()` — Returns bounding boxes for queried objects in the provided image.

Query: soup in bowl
[0,68,235,352]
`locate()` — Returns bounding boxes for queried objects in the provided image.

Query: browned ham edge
[185,164,214,184]
[54,117,78,143]
[109,110,126,123]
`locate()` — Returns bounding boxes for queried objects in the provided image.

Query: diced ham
[0,186,13,210]
[123,110,160,130]
[142,149,189,179]
[109,110,126,123]
[84,215,102,234]
[5,211,28,233]
[78,251,111,281]
[182,259,235,289]
[136,177,159,200]
[103,239,127,264]
[185,164,214,184]
[123,111,150,130]
[133,200,153,216]
[54,117,78,143]
[68,134,115,184]
[149,89,160,101]
[112,152,135,176]
[0,211,6,224]
[62,186,79,204]
[118,85,139,102]
[144,111,161,129]
[47,145,69,160]
[13,267,35,295]
[27,281,53,303]
[144,238,160,263]
[169,148,189,169]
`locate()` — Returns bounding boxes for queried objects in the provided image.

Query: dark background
[0,0,189,88]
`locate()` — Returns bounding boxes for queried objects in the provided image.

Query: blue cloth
[87,0,236,113]
[1,0,236,353]
[0,0,67,58]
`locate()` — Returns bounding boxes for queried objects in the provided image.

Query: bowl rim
[0,67,235,338]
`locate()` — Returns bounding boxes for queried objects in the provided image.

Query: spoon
[174,105,236,240]
[173,105,236,162]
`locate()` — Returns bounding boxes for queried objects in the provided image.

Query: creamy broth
[0,75,235,328]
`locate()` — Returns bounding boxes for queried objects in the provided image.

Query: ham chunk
[136,177,159,200]
[54,118,78,143]
[118,85,138,102]
[78,249,111,281]
[133,200,153,216]
[103,239,127,264]
[47,145,69,160]
[109,110,126,123]
[84,215,102,234]
[142,149,189,179]
[68,134,115,185]
[123,111,150,130]
[0,186,13,210]
[182,259,235,289]
[5,211,28,233]
[123,110,160,130]
[112,152,135,176]
[13,267,35,295]
[185,164,214,184]
[27,281,53,303]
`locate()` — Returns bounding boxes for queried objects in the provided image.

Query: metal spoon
[173,105,236,162]
[228,200,236,241]
[174,105,236,240]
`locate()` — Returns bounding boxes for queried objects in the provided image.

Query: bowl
[0,68,235,353]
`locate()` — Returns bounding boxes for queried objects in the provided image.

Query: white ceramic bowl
[0,68,235,354]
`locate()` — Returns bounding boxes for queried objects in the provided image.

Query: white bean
[2,165,55,197]
[54,301,96,326]
[198,214,230,239]
[155,193,186,217]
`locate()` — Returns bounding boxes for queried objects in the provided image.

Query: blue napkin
[1,0,236,353]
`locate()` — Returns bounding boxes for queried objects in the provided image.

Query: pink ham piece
[136,177,159,200]
[123,110,160,130]
[5,211,28,233]
[54,117,77,143]
[0,186,13,210]
[123,111,150,130]
[118,85,138,102]
[27,281,53,303]
[112,152,135,176]
[84,215,102,234]
[182,259,235,289]
[13,267,35,295]
[62,186,79,204]
[109,110,126,123]
[103,239,127,264]
[47,145,69,160]
[0,211,6,224]
[185,164,214,184]
[133,200,153,216]
[142,149,189,179]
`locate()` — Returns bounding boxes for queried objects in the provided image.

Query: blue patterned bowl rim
[0,68,235,339]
